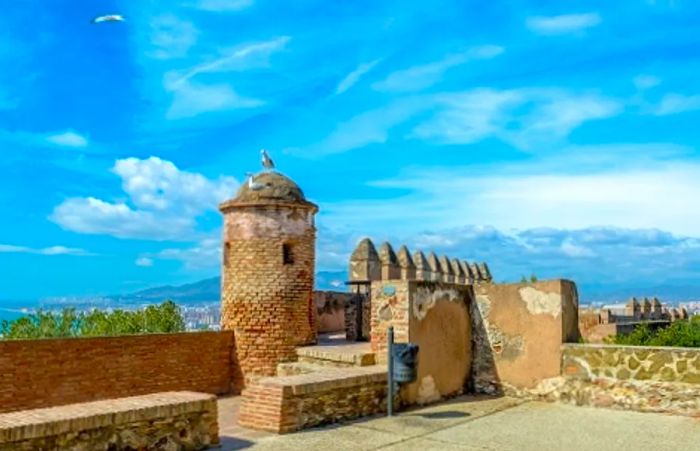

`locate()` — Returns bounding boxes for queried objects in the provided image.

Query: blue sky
[2,0,700,301]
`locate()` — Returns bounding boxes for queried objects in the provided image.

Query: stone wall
[0,392,218,450]
[370,280,473,405]
[471,280,580,394]
[238,366,389,433]
[0,331,241,414]
[314,290,350,333]
[562,344,700,384]
[344,292,371,341]
[517,344,700,417]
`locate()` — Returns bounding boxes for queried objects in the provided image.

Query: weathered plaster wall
[471,280,580,394]
[370,280,473,405]
[314,291,350,333]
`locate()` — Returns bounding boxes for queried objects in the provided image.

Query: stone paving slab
[218,394,700,451]
[426,401,700,451]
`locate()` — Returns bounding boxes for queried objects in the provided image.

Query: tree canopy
[0,300,185,340]
[605,316,700,348]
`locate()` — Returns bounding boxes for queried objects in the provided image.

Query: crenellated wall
[348,239,492,285]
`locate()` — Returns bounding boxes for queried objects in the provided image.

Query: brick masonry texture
[221,204,318,386]
[0,392,218,450]
[237,366,391,433]
[0,331,241,414]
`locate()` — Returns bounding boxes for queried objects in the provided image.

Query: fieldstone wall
[0,392,218,451]
[562,344,700,384]
[508,344,700,417]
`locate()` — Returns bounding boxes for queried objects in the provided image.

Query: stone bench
[0,391,219,450]
[238,365,389,433]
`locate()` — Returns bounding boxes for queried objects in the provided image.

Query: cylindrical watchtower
[219,171,318,385]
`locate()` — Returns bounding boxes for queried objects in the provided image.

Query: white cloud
[372,45,503,93]
[151,238,221,269]
[335,59,382,95]
[561,239,596,258]
[633,74,661,90]
[149,14,199,60]
[135,257,154,267]
[0,244,92,256]
[166,81,264,119]
[190,0,254,11]
[340,159,700,237]
[46,131,89,148]
[653,93,700,116]
[50,157,238,240]
[526,13,602,35]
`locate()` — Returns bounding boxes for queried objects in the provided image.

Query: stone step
[276,361,325,376]
[295,345,376,367]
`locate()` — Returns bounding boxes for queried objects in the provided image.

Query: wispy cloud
[45,130,89,148]
[0,244,93,256]
[653,93,700,116]
[189,0,254,12]
[166,36,290,89]
[373,45,503,93]
[526,13,602,35]
[335,59,382,95]
[301,87,622,156]
[149,14,199,60]
[633,74,661,90]
[50,157,238,240]
[166,81,264,119]
[135,257,154,267]
[144,238,221,269]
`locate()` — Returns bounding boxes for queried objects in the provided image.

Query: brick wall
[0,331,241,414]
[238,366,389,433]
[221,205,317,385]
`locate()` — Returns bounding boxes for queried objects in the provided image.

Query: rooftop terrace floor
[218,394,700,450]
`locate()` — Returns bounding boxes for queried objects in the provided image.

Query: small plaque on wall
[383,285,396,296]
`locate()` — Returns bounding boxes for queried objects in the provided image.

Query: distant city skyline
[2,0,700,301]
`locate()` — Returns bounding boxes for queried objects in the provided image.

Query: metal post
[387,326,394,417]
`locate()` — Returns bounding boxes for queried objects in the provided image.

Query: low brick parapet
[0,391,219,450]
[238,366,390,433]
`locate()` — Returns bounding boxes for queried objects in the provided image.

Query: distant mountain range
[38,271,348,308]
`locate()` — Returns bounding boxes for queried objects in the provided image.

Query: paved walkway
[217,395,700,451]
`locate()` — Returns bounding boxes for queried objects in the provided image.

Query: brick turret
[219,171,318,385]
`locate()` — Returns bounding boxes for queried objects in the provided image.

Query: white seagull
[91,14,126,24]
[260,149,275,171]
[246,172,265,191]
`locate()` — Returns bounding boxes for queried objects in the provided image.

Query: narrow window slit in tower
[283,243,294,265]
[224,242,231,268]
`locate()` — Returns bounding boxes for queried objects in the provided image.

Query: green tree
[0,300,185,340]
[530,274,538,283]
[605,317,700,348]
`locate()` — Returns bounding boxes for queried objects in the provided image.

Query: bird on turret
[91,14,126,24]
[246,172,265,191]
[261,149,275,171]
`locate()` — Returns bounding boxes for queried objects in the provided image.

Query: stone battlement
[348,238,492,286]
